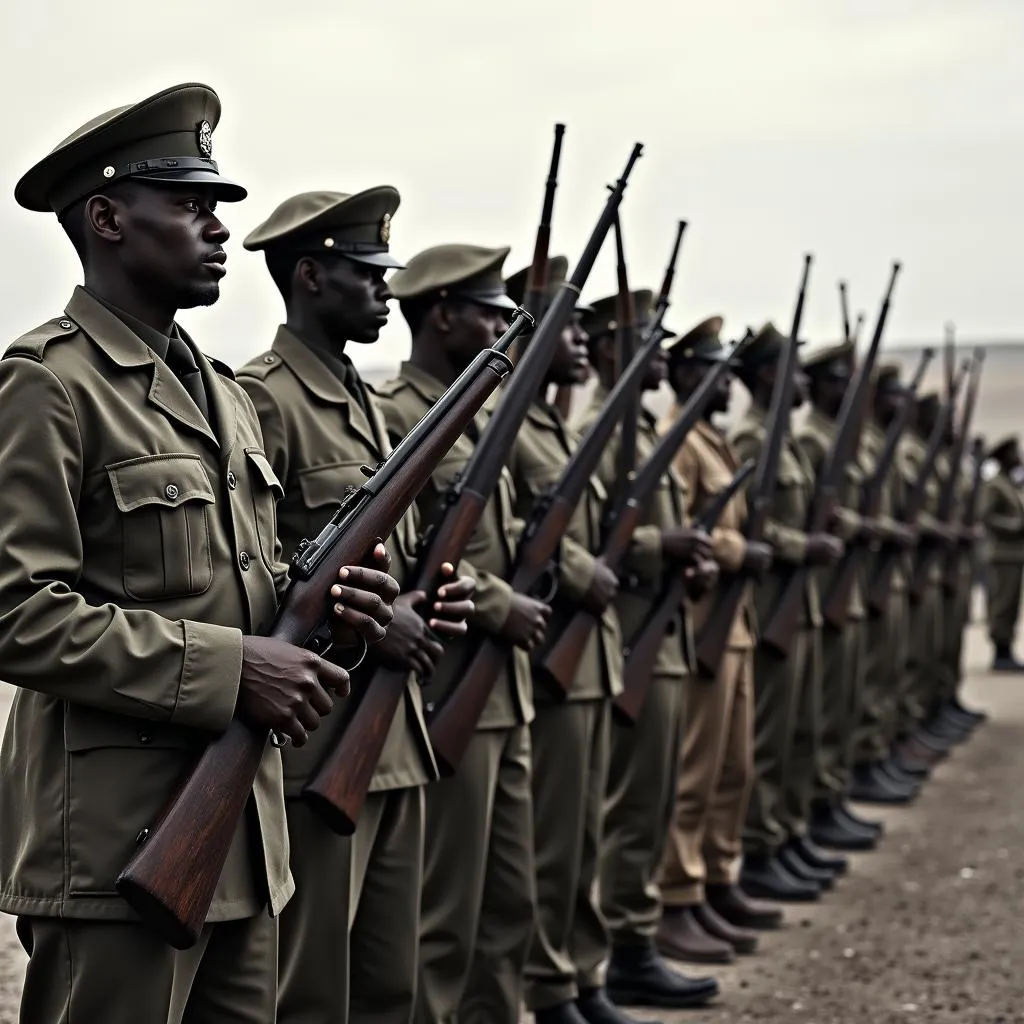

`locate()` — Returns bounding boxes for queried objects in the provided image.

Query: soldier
[571,292,726,990]
[377,243,548,1024]
[656,318,783,963]
[841,364,918,831]
[981,436,1024,670]
[730,325,845,903]
[237,192,476,1024]
[797,342,884,850]
[0,85,398,1023]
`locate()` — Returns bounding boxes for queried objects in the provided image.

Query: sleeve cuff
[172,620,244,733]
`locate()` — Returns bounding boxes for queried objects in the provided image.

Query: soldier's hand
[428,566,476,637]
[238,636,347,746]
[684,557,719,599]
[329,543,400,647]
[582,558,619,614]
[373,591,445,680]
[806,533,844,565]
[501,593,552,651]
[662,526,713,563]
[741,540,773,579]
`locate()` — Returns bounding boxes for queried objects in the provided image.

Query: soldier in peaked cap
[797,341,890,853]
[501,261,642,1024]
[237,192,476,1024]
[729,324,846,904]
[376,242,548,1024]
[0,85,400,1024]
[982,435,1024,671]
[657,317,783,961]
[234,192,475,1024]
[571,293,724,1011]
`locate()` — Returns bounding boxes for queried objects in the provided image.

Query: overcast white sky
[2,0,1021,373]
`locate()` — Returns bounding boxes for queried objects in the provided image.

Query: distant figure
[981,436,1024,671]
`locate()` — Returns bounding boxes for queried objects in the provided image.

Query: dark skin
[284,251,477,677]
[545,317,618,614]
[669,359,773,580]
[70,180,400,747]
[744,362,843,566]
[406,300,551,652]
[592,335,714,582]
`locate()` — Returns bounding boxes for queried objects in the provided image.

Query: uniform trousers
[815,617,866,799]
[899,581,943,735]
[660,649,754,906]
[937,565,972,705]
[416,724,535,1024]
[278,786,424,1024]
[987,562,1023,648]
[16,911,277,1024]
[524,698,610,1011]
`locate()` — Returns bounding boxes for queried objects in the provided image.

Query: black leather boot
[740,851,821,902]
[604,940,719,1010]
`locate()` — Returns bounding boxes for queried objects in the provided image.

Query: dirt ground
[0,622,1020,1022]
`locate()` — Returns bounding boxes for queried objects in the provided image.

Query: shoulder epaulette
[3,316,80,362]
[372,377,408,398]
[235,351,284,382]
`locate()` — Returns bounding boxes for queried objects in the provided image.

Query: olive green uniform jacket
[0,287,292,922]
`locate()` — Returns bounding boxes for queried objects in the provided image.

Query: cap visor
[342,251,406,270]
[473,294,519,312]
[130,169,248,202]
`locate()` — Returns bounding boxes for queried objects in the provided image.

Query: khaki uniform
[660,415,755,906]
[0,288,289,1023]
[731,403,822,851]
[375,363,536,1024]
[897,432,943,733]
[935,451,973,705]
[854,421,910,764]
[510,401,623,1012]
[238,327,435,1024]
[796,405,868,799]
[981,470,1024,647]
[571,387,690,966]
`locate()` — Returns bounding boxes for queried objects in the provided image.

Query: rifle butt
[759,574,803,657]
[614,639,657,725]
[695,582,744,677]
[302,669,408,835]
[116,719,269,949]
[822,554,858,631]
[428,640,508,776]
[539,612,595,697]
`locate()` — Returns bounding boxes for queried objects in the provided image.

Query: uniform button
[137,730,152,745]
[59,320,73,330]
[165,483,179,500]
[263,355,275,364]
[239,551,251,571]
[226,471,237,490]
[136,827,150,844]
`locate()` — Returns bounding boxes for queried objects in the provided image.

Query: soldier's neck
[285,310,347,360]
[83,270,175,337]
[407,342,456,389]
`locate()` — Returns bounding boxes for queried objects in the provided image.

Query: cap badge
[197,120,213,159]
[380,213,391,244]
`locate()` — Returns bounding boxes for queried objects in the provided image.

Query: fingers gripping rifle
[615,459,754,722]
[761,262,900,652]
[115,309,534,949]
[418,144,646,776]
[822,345,933,626]
[695,254,813,676]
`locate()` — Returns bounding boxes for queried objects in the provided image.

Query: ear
[425,302,452,333]
[595,332,616,363]
[84,195,123,244]
[294,257,323,297]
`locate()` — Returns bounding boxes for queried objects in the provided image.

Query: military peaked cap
[388,243,517,309]
[16,82,246,215]
[916,390,941,421]
[504,256,592,315]
[802,338,855,378]
[579,289,677,345]
[243,187,403,269]
[733,322,803,369]
[873,361,904,392]
[988,435,1019,462]
[664,316,729,364]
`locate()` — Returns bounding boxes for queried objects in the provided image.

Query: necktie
[166,333,210,423]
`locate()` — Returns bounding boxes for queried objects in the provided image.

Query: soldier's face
[447,302,509,368]
[315,258,392,344]
[793,371,809,407]
[115,184,229,310]
[875,389,902,425]
[548,316,590,386]
[641,347,667,391]
[709,364,732,414]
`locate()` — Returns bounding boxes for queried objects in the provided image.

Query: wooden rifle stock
[822,346,934,627]
[541,355,735,693]
[697,255,812,672]
[615,459,755,723]
[761,261,899,651]
[115,311,533,948]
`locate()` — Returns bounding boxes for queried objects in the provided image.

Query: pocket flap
[245,449,285,499]
[107,453,215,513]
[298,461,367,510]
[64,704,198,752]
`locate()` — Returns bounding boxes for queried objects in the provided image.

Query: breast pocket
[297,460,370,540]
[244,449,285,572]
[107,453,216,601]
